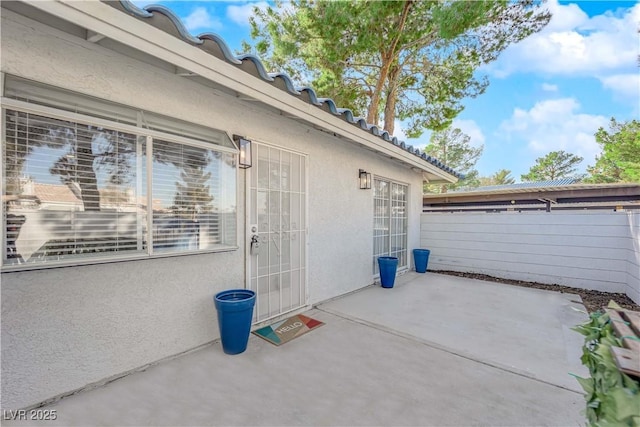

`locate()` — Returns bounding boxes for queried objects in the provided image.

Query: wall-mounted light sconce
[233,135,252,169]
[359,169,372,190]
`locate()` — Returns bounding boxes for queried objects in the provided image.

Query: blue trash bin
[413,249,431,273]
[378,256,398,288]
[214,289,256,355]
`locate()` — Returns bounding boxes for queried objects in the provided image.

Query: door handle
[250,234,260,255]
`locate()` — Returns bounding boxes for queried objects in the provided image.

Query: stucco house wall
[1,7,427,410]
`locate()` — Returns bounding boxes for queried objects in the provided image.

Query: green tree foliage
[4,111,135,211]
[244,0,550,137]
[478,169,516,186]
[173,165,214,218]
[585,118,640,183]
[521,150,583,182]
[151,142,216,217]
[423,127,483,193]
[573,302,640,426]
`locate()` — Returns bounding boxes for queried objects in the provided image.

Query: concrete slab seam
[316,306,584,396]
[15,340,218,411]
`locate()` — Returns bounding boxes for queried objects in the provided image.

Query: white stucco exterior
[0,4,443,410]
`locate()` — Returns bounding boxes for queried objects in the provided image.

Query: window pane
[3,109,144,265]
[150,140,236,252]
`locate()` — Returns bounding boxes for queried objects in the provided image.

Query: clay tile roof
[33,183,82,204]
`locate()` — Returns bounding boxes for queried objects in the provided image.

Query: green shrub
[572,302,640,426]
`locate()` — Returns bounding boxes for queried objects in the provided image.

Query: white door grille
[248,143,307,322]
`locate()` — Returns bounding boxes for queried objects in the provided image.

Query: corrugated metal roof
[451,178,579,194]
[111,0,462,179]
[424,181,640,199]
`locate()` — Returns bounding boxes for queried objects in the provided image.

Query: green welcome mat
[253,314,324,346]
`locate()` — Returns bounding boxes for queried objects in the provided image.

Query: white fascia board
[26,0,456,182]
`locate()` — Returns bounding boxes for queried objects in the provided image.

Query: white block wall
[627,212,640,304]
[420,210,640,304]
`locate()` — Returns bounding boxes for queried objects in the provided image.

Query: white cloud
[499,98,608,168]
[500,98,608,169]
[452,119,485,148]
[227,2,269,27]
[544,1,588,31]
[600,73,640,100]
[183,7,223,32]
[491,1,639,77]
[542,83,558,92]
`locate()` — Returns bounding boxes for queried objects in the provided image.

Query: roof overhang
[424,183,640,206]
[18,0,458,184]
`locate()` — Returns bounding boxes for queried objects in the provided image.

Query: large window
[373,178,408,275]
[2,77,237,269]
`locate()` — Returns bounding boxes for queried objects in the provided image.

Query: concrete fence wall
[420,210,640,304]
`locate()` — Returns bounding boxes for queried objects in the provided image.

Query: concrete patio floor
[4,272,590,426]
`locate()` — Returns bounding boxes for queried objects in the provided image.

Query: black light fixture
[233,135,252,169]
[359,169,372,190]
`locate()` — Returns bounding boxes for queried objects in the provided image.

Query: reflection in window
[3,110,143,264]
[150,140,236,251]
[2,107,237,268]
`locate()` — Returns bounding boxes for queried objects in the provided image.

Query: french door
[373,178,408,275]
[247,143,307,322]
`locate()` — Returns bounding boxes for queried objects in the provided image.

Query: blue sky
[133,0,639,180]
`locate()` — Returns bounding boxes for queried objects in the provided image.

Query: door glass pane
[373,178,408,274]
[290,230,301,270]
[281,231,291,272]
[281,270,292,311]
[269,274,280,313]
[290,192,301,232]
[281,192,291,231]
[269,148,280,190]
[280,151,290,191]
[257,190,268,233]
[257,145,269,189]
[291,154,300,192]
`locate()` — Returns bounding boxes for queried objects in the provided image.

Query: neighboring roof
[109,0,462,179]
[450,178,579,194]
[423,182,640,211]
[424,181,638,199]
[32,183,82,204]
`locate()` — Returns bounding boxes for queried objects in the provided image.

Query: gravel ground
[430,270,640,313]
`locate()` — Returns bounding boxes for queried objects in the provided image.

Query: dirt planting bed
[430,270,640,313]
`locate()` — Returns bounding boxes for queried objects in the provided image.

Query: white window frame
[1,97,239,272]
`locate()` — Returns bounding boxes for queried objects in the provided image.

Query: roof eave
[423,183,640,204]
